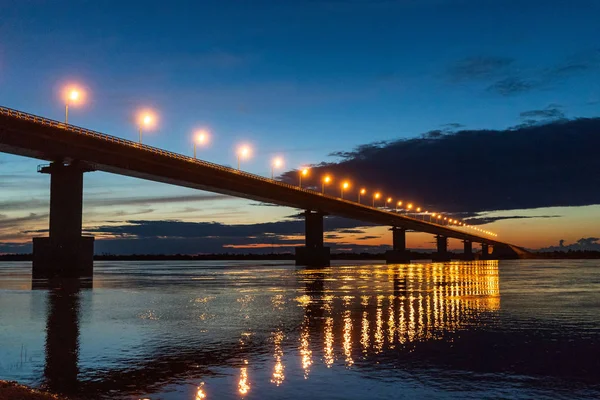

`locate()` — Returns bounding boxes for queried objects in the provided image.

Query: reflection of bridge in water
[39,262,500,398]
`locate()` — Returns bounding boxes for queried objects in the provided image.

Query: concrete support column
[432,235,451,262]
[295,211,330,267]
[481,243,490,260]
[463,240,475,261]
[305,211,324,249]
[392,227,406,252]
[33,162,94,279]
[386,227,411,264]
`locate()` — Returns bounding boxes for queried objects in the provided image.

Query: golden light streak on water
[195,383,206,400]
[271,329,285,386]
[361,310,370,355]
[238,360,250,396]
[387,294,395,348]
[299,315,312,379]
[374,295,384,353]
[342,296,354,366]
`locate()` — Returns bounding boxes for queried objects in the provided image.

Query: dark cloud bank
[0,217,386,255]
[282,117,600,213]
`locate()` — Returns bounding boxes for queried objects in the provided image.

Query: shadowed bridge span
[0,106,528,277]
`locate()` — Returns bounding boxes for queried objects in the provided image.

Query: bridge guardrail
[0,105,490,242]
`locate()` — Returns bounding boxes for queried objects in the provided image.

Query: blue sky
[1,0,599,252]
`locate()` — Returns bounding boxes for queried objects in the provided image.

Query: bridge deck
[0,105,512,246]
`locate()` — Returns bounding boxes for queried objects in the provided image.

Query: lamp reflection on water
[300,261,501,366]
[342,296,354,366]
[271,329,285,386]
[238,360,250,396]
[195,383,206,400]
[299,315,313,379]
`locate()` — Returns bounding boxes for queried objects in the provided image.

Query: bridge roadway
[0,105,525,276]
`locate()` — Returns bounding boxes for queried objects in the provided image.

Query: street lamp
[271,157,283,179]
[193,129,209,159]
[396,200,402,212]
[299,168,309,188]
[373,192,381,207]
[386,197,393,209]
[63,86,84,124]
[237,145,251,170]
[406,203,413,216]
[322,175,332,194]
[340,181,350,199]
[137,110,156,144]
[358,188,366,203]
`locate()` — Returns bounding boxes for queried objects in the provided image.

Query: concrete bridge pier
[432,235,451,262]
[295,211,330,267]
[463,240,475,261]
[480,243,491,260]
[32,161,94,279]
[385,227,411,264]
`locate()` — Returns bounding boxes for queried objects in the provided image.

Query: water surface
[1,260,599,399]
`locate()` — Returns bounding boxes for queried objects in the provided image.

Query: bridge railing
[0,105,487,241]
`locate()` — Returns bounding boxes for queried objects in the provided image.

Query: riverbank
[0,381,63,400]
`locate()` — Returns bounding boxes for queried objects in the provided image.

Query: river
[1,260,599,399]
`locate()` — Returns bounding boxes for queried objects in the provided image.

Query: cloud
[87,194,229,207]
[453,49,600,96]
[464,215,561,225]
[440,123,465,131]
[539,237,600,252]
[336,228,367,234]
[486,77,538,96]
[356,235,381,240]
[0,199,47,212]
[88,216,372,239]
[0,242,31,254]
[43,217,376,254]
[281,118,600,213]
[447,56,514,82]
[519,105,565,120]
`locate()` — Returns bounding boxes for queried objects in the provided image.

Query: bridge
[0,105,526,278]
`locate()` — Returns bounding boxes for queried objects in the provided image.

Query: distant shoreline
[2,251,600,261]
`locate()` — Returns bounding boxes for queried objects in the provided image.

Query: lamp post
[137,112,155,144]
[406,203,413,216]
[358,188,366,203]
[271,157,283,180]
[372,192,381,207]
[322,175,331,194]
[386,197,393,209]
[237,145,251,170]
[341,181,349,199]
[299,168,309,188]
[396,200,402,212]
[194,130,209,159]
[65,89,80,124]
